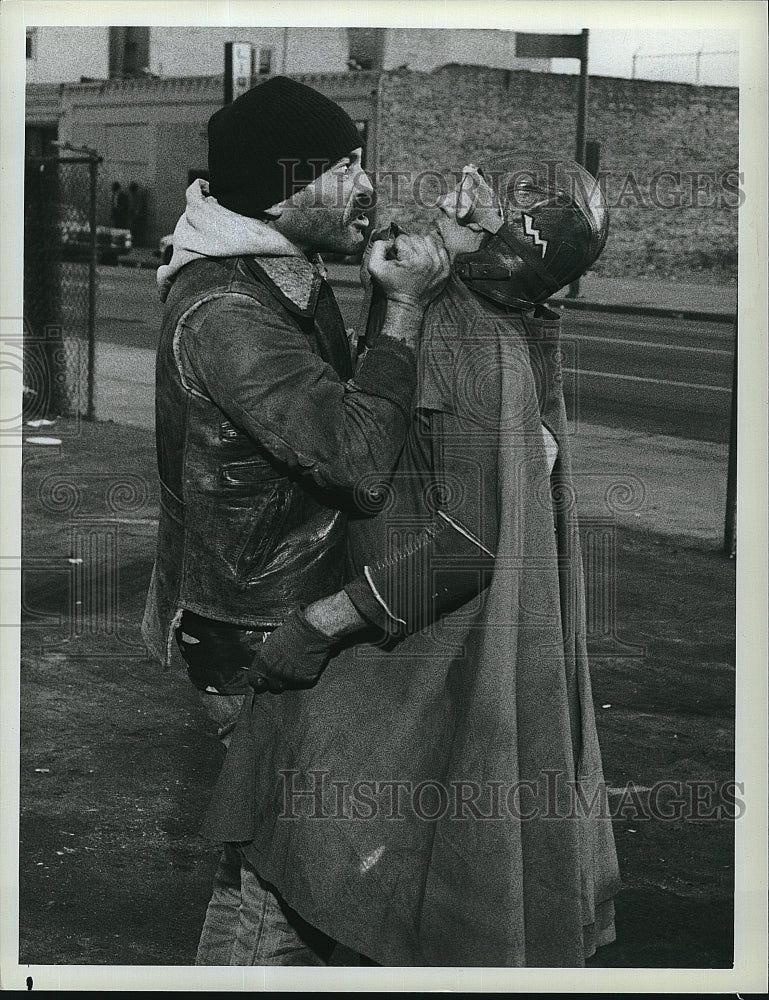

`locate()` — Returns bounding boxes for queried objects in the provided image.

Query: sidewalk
[322,263,738,322]
[550,274,736,319]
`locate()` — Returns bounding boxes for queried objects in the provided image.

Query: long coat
[202,276,621,967]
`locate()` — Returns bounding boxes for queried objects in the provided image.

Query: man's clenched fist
[367,232,450,310]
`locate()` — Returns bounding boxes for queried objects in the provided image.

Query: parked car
[57,206,132,263]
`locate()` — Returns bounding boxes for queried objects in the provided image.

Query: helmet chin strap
[453,224,561,310]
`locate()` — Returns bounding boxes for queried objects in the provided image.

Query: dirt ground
[16,419,736,969]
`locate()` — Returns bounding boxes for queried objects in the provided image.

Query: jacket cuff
[344,574,393,633]
[350,336,416,415]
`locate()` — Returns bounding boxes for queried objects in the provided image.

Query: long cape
[202,277,620,967]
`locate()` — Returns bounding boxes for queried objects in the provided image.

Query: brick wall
[377,68,739,283]
[28,66,739,276]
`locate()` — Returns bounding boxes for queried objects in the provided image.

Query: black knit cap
[207,76,363,218]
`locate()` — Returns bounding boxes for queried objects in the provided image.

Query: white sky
[552,28,739,86]
[3,1,750,89]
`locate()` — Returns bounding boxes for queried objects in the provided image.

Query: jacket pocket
[234,488,292,579]
[219,458,286,489]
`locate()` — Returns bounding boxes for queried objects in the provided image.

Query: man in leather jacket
[142,76,448,709]
[140,76,448,963]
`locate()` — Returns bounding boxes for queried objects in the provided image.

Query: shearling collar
[244,254,329,317]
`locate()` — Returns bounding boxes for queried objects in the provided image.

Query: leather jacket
[142,253,417,664]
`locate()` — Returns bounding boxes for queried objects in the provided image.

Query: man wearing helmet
[201,157,620,967]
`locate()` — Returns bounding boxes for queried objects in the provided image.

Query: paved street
[95,265,734,442]
[557,310,733,441]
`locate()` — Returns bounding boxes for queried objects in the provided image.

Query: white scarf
[157,179,302,302]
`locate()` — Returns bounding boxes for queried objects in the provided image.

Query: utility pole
[574,29,590,168]
[568,29,590,297]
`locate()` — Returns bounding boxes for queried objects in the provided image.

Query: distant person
[110,181,130,229]
[127,181,147,245]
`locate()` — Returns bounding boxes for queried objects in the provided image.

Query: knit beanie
[207,76,363,218]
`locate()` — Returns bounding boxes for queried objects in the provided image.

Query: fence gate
[23,153,100,421]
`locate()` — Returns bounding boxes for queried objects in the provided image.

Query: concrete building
[25,26,547,82]
[379,28,541,72]
[26,72,383,244]
[24,26,550,243]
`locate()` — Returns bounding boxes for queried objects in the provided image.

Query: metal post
[574,29,589,167]
[586,140,600,179]
[87,153,98,421]
[723,317,737,556]
[568,29,590,299]
[632,51,638,79]
[695,49,702,86]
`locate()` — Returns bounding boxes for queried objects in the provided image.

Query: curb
[548,297,736,326]
[327,271,736,325]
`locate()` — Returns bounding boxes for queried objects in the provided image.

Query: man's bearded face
[269,147,374,255]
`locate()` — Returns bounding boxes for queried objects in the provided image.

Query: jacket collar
[243,254,328,318]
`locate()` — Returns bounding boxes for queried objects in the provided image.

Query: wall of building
[25,26,109,83]
[376,68,739,282]
[382,28,549,73]
[147,27,349,78]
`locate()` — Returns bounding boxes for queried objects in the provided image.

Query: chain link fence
[24,155,101,420]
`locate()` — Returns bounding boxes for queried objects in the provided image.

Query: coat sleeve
[343,410,500,634]
[178,291,417,495]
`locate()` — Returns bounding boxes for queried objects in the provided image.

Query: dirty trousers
[196,843,336,966]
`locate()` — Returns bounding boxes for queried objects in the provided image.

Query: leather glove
[248,606,336,694]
